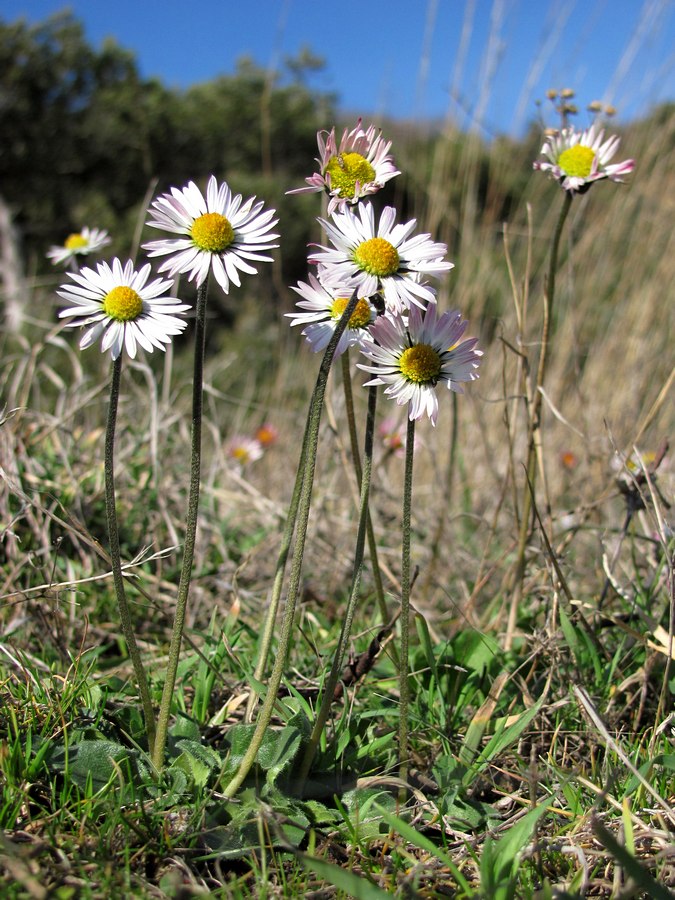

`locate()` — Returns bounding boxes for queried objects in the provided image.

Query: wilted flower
[358,304,481,426]
[286,271,376,357]
[287,119,400,214]
[47,227,111,266]
[57,259,189,360]
[533,122,634,192]
[309,202,452,315]
[143,176,278,293]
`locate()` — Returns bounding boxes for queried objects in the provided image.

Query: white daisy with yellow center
[225,435,264,470]
[309,202,453,315]
[358,304,482,426]
[286,271,376,357]
[533,122,634,192]
[287,119,400,214]
[47,227,111,266]
[143,176,279,293]
[57,258,190,360]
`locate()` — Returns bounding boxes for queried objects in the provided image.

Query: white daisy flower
[533,122,634,192]
[47,227,111,266]
[286,271,376,357]
[57,258,190,360]
[309,202,453,315]
[143,175,279,293]
[225,435,264,469]
[287,118,400,214]
[357,304,481,426]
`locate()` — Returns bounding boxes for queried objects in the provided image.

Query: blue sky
[5,0,674,136]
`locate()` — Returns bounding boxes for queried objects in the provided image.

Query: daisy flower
[47,227,111,266]
[287,118,400,214]
[57,258,190,360]
[255,422,279,448]
[143,176,279,293]
[309,202,453,315]
[286,271,376,357]
[533,122,634,192]
[358,304,481,426]
[225,435,263,469]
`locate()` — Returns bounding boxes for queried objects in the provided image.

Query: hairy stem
[296,383,378,786]
[341,350,388,624]
[222,292,361,799]
[153,278,208,769]
[398,416,416,796]
[105,355,156,756]
[507,191,572,648]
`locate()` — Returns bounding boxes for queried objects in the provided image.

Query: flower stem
[152,278,208,770]
[295,383,378,787]
[105,355,156,756]
[222,291,361,799]
[340,350,388,624]
[507,190,573,647]
[244,410,308,722]
[399,416,415,797]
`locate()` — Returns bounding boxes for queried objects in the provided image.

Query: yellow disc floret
[558,145,596,178]
[65,233,89,250]
[330,296,372,329]
[103,286,143,322]
[353,237,399,277]
[325,152,376,199]
[399,344,442,384]
[190,212,235,253]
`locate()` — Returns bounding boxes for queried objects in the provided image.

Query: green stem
[105,355,156,756]
[508,190,573,645]
[244,408,309,722]
[152,278,208,770]
[296,383,378,786]
[222,292,361,799]
[399,416,415,796]
[340,351,388,624]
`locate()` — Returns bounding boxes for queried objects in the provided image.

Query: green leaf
[377,807,472,894]
[452,629,500,674]
[257,724,303,785]
[66,739,129,790]
[480,799,555,899]
[172,739,221,788]
[297,851,392,899]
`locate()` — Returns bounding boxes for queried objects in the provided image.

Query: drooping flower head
[47,227,111,266]
[288,119,400,214]
[533,122,634,193]
[309,203,453,315]
[57,258,190,360]
[358,304,481,426]
[286,271,376,357]
[143,176,279,293]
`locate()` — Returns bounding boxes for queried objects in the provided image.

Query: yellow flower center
[232,446,251,462]
[190,212,235,253]
[103,286,143,322]
[353,237,399,277]
[330,296,372,329]
[399,344,442,384]
[65,233,88,250]
[324,152,376,199]
[558,145,596,178]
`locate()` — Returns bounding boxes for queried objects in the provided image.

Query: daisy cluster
[286,120,482,426]
[56,176,279,360]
